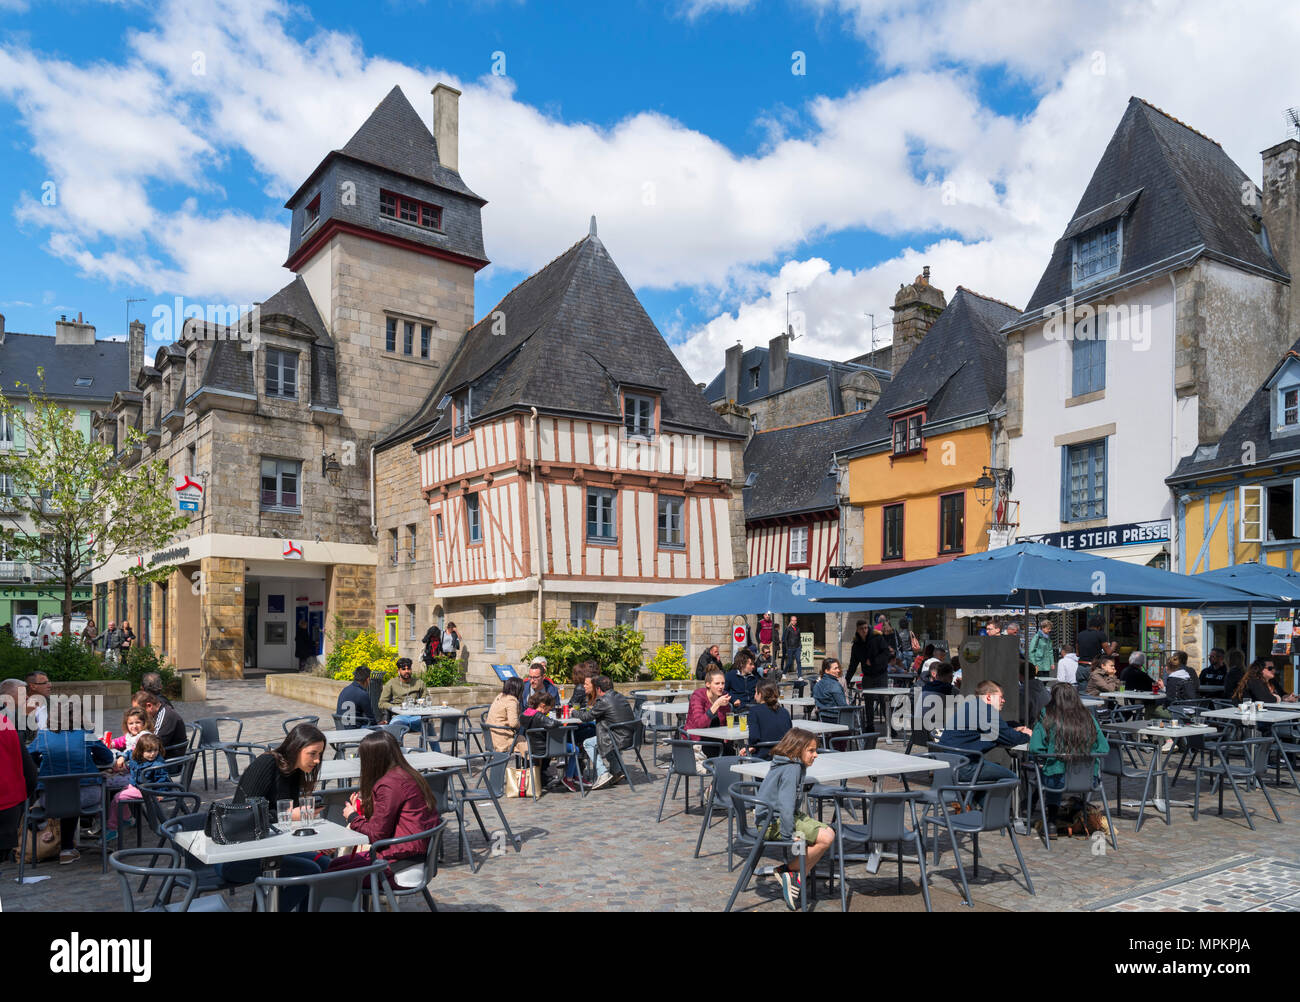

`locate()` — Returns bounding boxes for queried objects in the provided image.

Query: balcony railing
[0,562,86,583]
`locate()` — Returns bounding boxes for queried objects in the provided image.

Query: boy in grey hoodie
[755,728,835,910]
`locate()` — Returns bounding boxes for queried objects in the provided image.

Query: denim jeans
[390,714,423,732]
[582,736,608,780]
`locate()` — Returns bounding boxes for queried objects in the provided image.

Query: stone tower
[890,266,946,376]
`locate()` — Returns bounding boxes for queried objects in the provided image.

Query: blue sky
[0,0,1293,380]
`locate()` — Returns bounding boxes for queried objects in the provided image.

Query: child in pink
[106,732,168,840]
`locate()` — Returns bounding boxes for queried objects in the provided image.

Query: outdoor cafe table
[321,728,373,745]
[1193,707,1295,735]
[1100,719,1220,829]
[732,748,938,789]
[634,689,692,701]
[387,705,466,718]
[172,819,368,912]
[641,702,690,717]
[858,687,913,742]
[688,721,847,746]
[781,697,815,718]
[1100,690,1167,704]
[319,751,465,782]
[1081,697,1105,709]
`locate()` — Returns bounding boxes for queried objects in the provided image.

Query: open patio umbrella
[1191,562,1300,663]
[634,571,849,616]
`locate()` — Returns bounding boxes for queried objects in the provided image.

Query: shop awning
[1089,543,1167,569]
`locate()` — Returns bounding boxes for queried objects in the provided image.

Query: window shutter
[13,407,25,451]
[1240,485,1264,543]
[78,410,91,441]
[1060,447,1070,522]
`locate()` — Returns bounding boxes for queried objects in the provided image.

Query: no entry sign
[733,625,746,645]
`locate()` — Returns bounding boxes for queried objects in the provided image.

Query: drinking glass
[277,799,293,828]
[739,714,749,736]
[727,713,736,729]
[299,795,318,827]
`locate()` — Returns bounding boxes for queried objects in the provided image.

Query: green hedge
[0,634,178,696]
[522,620,645,683]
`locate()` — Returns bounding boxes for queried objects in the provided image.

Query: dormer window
[379,189,442,230]
[749,367,760,390]
[303,193,321,231]
[624,393,655,439]
[1072,220,1121,288]
[265,349,298,399]
[1280,386,1300,431]
[453,389,472,437]
[891,412,923,456]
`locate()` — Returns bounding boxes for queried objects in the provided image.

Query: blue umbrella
[1192,562,1300,663]
[811,542,1257,609]
[634,571,849,616]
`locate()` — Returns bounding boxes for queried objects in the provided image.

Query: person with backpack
[441,623,461,656]
[421,623,442,665]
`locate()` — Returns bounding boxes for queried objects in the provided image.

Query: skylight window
[74,377,93,387]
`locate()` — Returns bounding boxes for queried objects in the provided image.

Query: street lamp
[321,452,343,488]
[974,466,1013,507]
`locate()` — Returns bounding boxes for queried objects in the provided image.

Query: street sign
[173,474,204,512]
[829,565,854,579]
[733,625,746,645]
[800,633,814,668]
[178,500,198,511]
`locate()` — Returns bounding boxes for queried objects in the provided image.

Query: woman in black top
[743,683,793,759]
[218,723,327,909]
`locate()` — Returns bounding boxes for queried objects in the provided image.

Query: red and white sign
[733,625,746,645]
[282,540,303,559]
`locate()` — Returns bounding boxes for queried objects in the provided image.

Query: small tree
[0,372,192,637]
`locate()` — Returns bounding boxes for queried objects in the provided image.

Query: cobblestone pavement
[5,680,1300,913]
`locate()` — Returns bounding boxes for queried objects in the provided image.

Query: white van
[33,615,89,650]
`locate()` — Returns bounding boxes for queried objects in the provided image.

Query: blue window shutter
[1060,446,1070,522]
[78,410,91,441]
[13,406,25,451]
[1099,438,1108,518]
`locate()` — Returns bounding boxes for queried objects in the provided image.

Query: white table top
[633,689,693,699]
[172,819,368,864]
[321,728,372,745]
[686,726,749,741]
[780,698,815,708]
[732,749,940,784]
[319,751,465,781]
[1081,697,1105,708]
[1135,724,1218,739]
[643,702,690,716]
[795,720,849,735]
[1198,708,1295,725]
[385,705,465,717]
[858,687,911,697]
[1100,690,1166,701]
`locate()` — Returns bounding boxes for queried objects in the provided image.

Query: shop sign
[1019,519,1170,552]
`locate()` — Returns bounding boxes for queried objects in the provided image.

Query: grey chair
[19,772,109,880]
[1101,736,1157,818]
[658,739,719,822]
[724,785,810,912]
[524,725,585,798]
[646,706,681,763]
[454,752,523,871]
[1267,720,1300,790]
[1193,736,1283,830]
[366,819,448,912]
[460,704,492,754]
[479,711,519,760]
[832,788,932,912]
[693,754,752,867]
[421,713,462,755]
[1025,753,1116,850]
[923,776,1034,908]
[218,742,273,786]
[109,847,232,912]
[282,715,319,735]
[253,859,397,912]
[602,718,648,790]
[192,716,243,790]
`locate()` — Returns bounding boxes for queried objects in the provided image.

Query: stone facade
[889,267,946,377]
[199,557,244,680]
[373,433,434,663]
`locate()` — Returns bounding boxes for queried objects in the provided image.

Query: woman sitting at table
[1026,684,1109,833]
[1163,652,1200,702]
[219,722,326,910]
[1235,660,1297,703]
[485,677,526,756]
[329,730,440,885]
[1222,650,1247,704]
[520,690,581,791]
[743,683,792,759]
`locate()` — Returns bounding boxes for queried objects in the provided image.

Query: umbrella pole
[1247,602,1254,666]
[1023,601,1030,724]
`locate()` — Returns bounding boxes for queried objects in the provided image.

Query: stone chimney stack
[129,319,145,379]
[1263,137,1300,341]
[432,83,461,174]
[0,313,6,345]
[54,312,96,346]
[768,332,789,393]
[890,265,946,376]
[724,343,743,402]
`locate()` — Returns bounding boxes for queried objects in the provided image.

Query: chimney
[724,343,743,402]
[129,319,145,379]
[889,266,946,376]
[0,313,5,345]
[432,83,461,174]
[768,333,790,393]
[1263,137,1300,342]
[54,313,96,346]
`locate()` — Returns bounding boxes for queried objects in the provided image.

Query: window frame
[259,457,302,513]
[465,492,483,545]
[435,512,444,539]
[891,410,925,457]
[303,193,321,231]
[386,317,397,353]
[379,189,443,231]
[1061,439,1108,523]
[787,525,810,568]
[623,393,656,440]
[570,602,597,630]
[403,321,414,356]
[407,523,417,561]
[748,367,761,390]
[389,528,400,565]
[587,487,618,544]
[264,348,299,400]
[938,491,965,554]
[665,614,689,647]
[1070,312,1107,397]
[1072,219,1122,289]
[453,389,472,438]
[1279,385,1300,432]
[420,324,431,360]
[882,502,904,561]
[657,494,684,548]
[483,603,497,651]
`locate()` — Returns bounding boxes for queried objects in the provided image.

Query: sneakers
[777,869,801,911]
[59,849,81,865]
[102,830,119,844]
[561,778,581,793]
[591,772,615,790]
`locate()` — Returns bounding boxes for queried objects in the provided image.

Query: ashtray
[292,828,317,837]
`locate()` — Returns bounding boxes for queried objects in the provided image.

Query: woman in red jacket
[1,680,39,870]
[330,730,440,883]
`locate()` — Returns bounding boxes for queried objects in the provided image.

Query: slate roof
[840,287,1019,456]
[0,332,131,403]
[702,346,891,412]
[1009,97,1287,328]
[1168,337,1300,483]
[392,230,741,449]
[743,413,863,521]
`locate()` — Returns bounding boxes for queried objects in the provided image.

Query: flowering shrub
[327,628,398,684]
[522,620,646,682]
[648,643,690,681]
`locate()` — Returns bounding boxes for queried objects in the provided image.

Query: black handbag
[204,796,271,845]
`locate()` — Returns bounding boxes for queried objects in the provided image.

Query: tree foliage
[0,372,191,636]
[522,620,646,682]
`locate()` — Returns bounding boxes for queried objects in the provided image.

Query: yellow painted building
[837,285,1019,648]
[1168,344,1300,674]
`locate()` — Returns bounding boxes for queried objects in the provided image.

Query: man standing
[336,666,374,726]
[695,644,722,681]
[520,657,560,708]
[99,621,124,667]
[864,615,893,687]
[781,616,800,676]
[576,675,636,790]
[847,620,871,688]
[294,617,315,673]
[1075,616,1111,668]
[379,658,427,732]
[725,649,761,707]
[1028,619,1054,676]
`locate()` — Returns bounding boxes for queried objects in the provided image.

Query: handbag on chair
[504,763,541,799]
